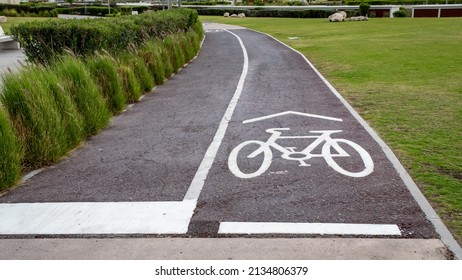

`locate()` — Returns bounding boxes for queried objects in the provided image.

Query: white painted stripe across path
[219,222,402,236]
[0,201,196,234]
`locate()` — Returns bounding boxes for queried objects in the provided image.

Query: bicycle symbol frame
[228,128,374,179]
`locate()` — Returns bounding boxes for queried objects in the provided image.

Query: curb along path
[0,22,460,259]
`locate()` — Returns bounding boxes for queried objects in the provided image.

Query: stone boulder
[0,16,7,23]
[231,14,238,18]
[238,13,246,18]
[350,16,368,21]
[224,12,230,17]
[328,12,346,22]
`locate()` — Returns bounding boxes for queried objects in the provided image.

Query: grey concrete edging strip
[247,28,462,259]
[0,238,449,260]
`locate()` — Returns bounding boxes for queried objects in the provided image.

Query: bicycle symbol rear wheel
[228,140,272,179]
[322,139,374,178]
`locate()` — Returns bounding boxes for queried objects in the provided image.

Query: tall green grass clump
[53,56,111,136]
[0,108,22,191]
[159,44,175,78]
[164,36,186,73]
[190,21,204,54]
[35,68,85,150]
[1,68,69,168]
[119,51,155,93]
[86,54,126,114]
[139,40,166,86]
[180,32,198,63]
[117,63,143,103]
[179,21,203,63]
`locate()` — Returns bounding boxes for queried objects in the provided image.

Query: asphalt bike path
[0,23,460,259]
[189,29,434,238]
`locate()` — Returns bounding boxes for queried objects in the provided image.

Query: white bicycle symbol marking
[228,128,374,179]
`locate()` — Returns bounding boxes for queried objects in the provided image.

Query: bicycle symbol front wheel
[228,140,272,179]
[322,139,374,178]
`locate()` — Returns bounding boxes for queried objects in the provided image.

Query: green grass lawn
[201,16,462,244]
[0,17,52,34]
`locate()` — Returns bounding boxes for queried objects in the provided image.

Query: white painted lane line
[183,29,249,201]
[0,201,196,234]
[219,222,402,236]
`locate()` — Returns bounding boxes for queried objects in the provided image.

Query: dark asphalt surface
[0,28,437,239]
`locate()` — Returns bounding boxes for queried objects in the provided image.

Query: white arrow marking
[243,111,343,124]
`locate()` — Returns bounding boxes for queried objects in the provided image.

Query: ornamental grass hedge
[0,9,203,191]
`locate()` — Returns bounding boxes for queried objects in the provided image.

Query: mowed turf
[201,16,462,244]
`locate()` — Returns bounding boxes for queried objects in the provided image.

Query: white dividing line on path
[0,201,196,234]
[219,222,402,236]
[183,30,249,202]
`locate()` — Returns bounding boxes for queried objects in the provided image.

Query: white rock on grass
[350,16,368,21]
[328,12,347,22]
[231,14,238,17]
[238,13,246,18]
[0,16,7,23]
[224,12,230,17]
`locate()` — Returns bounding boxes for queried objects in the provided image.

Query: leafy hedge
[56,6,154,16]
[195,8,336,18]
[183,1,231,5]
[0,4,56,13]
[0,3,58,17]
[0,11,204,191]
[119,6,152,15]
[345,0,462,4]
[11,9,199,64]
[55,6,113,16]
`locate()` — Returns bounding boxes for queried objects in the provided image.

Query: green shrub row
[10,9,199,64]
[0,3,57,17]
[0,8,58,17]
[183,1,231,5]
[345,0,462,4]
[55,6,154,17]
[119,6,153,15]
[0,4,56,13]
[0,19,204,192]
[55,6,113,16]
[195,8,336,18]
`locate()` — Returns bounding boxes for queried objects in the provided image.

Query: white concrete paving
[0,49,25,76]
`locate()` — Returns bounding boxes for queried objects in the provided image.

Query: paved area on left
[0,49,25,75]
